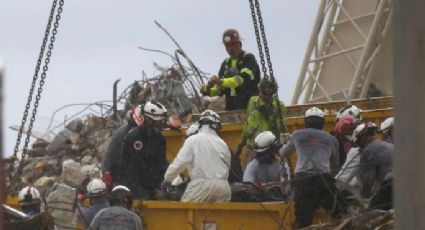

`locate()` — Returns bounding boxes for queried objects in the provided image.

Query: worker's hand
[280,133,291,145]
[102,171,113,190]
[200,84,209,96]
[160,180,171,193]
[210,75,222,86]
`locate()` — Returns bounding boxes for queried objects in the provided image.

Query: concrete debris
[62,160,86,187]
[301,209,394,230]
[34,176,56,196]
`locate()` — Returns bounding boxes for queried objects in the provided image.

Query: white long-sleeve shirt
[164,126,231,182]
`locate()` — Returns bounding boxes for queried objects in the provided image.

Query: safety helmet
[222,28,241,44]
[130,105,144,126]
[110,185,133,208]
[112,185,131,192]
[86,178,107,197]
[334,115,358,139]
[18,186,41,204]
[336,105,362,121]
[258,77,278,95]
[199,109,221,131]
[352,122,377,144]
[253,131,283,153]
[186,123,199,137]
[305,107,324,118]
[380,117,394,134]
[143,101,168,121]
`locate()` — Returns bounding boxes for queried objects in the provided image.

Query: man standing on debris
[114,101,168,199]
[243,131,289,184]
[279,107,340,228]
[76,179,110,229]
[90,185,142,230]
[101,105,144,189]
[352,122,393,210]
[162,110,232,202]
[200,28,261,110]
[235,77,287,166]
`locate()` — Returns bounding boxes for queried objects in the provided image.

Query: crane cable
[8,0,65,193]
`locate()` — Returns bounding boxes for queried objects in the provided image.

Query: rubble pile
[8,115,120,229]
[303,209,394,230]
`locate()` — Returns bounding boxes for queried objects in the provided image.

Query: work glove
[76,192,86,202]
[160,180,172,193]
[280,133,291,145]
[102,171,113,190]
[200,83,212,96]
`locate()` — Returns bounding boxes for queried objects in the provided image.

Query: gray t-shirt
[90,206,142,230]
[358,140,393,197]
[243,158,289,184]
[279,128,339,175]
[77,200,110,229]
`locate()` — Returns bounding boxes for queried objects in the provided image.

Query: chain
[249,0,267,78]
[254,0,274,80]
[9,0,65,191]
[9,0,59,183]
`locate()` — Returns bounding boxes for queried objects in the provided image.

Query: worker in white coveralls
[161,109,232,202]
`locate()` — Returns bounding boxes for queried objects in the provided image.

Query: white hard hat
[253,131,281,153]
[186,123,199,137]
[18,186,41,204]
[144,101,168,121]
[380,117,394,134]
[86,179,107,196]
[336,105,362,121]
[305,107,324,118]
[352,122,377,144]
[112,185,131,192]
[199,109,221,124]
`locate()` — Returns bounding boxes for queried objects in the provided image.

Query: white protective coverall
[164,125,232,202]
[335,147,361,195]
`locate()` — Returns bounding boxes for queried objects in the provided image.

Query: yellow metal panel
[164,108,393,165]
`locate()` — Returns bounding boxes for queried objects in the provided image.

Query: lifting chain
[9,0,65,192]
[249,0,291,176]
[249,0,275,80]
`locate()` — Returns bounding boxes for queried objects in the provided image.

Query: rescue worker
[200,29,261,110]
[243,131,289,184]
[236,77,287,166]
[115,101,168,199]
[380,117,394,144]
[76,179,110,229]
[333,114,359,166]
[353,122,393,210]
[18,186,42,215]
[102,105,144,189]
[162,109,232,202]
[335,104,362,122]
[279,107,340,228]
[90,185,142,230]
[18,186,56,229]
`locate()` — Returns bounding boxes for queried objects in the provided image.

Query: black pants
[369,178,393,210]
[293,173,338,228]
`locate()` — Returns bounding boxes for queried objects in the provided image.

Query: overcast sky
[0,0,319,155]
